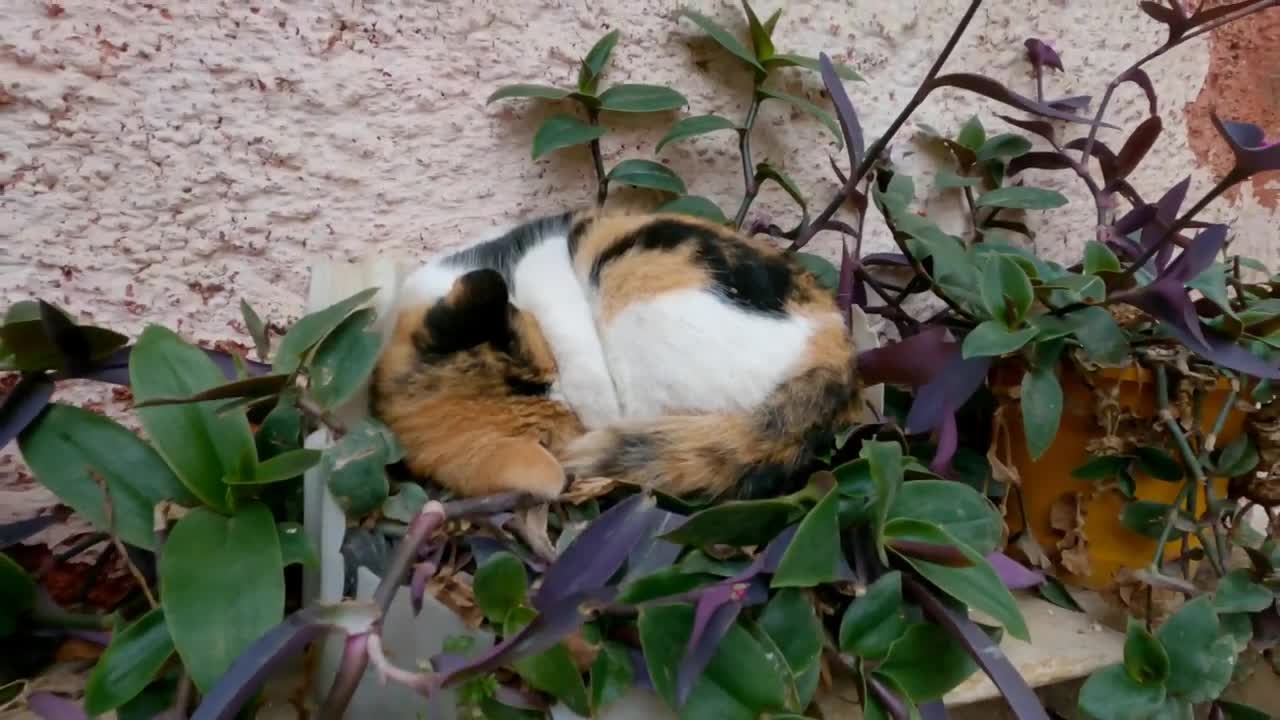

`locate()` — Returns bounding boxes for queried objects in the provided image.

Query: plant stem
[588,108,608,207]
[733,94,763,229]
[298,394,348,437]
[792,0,985,250]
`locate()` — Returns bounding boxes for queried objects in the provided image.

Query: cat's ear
[423,269,512,353]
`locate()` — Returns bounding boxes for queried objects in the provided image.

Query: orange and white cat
[372,208,862,500]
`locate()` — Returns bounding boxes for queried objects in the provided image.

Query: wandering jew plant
[1,1,1279,720]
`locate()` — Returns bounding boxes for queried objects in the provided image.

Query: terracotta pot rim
[992,359,1237,391]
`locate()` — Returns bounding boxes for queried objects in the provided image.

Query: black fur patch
[443,211,575,292]
[566,214,595,260]
[590,219,794,316]
[421,270,512,355]
[503,374,551,396]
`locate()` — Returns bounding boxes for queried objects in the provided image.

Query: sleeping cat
[371,208,863,500]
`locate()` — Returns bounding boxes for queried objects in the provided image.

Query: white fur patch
[599,289,819,419]
[511,236,622,429]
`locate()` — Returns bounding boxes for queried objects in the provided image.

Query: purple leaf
[1047,95,1091,113]
[410,560,438,616]
[886,538,974,567]
[995,114,1056,142]
[820,52,866,173]
[1114,204,1158,237]
[1211,112,1280,177]
[1164,224,1228,284]
[905,354,992,434]
[928,74,1118,128]
[1111,116,1163,187]
[920,701,950,720]
[837,243,858,320]
[1143,177,1192,271]
[1064,137,1118,185]
[856,326,958,388]
[867,674,914,720]
[1174,325,1280,380]
[987,552,1045,589]
[439,587,617,688]
[1024,39,1063,72]
[1007,151,1074,176]
[533,492,662,613]
[677,581,749,705]
[862,252,911,267]
[624,508,685,580]
[905,577,1051,720]
[1118,68,1159,117]
[0,374,54,449]
[628,647,654,690]
[38,300,93,376]
[930,413,958,476]
[1122,279,1209,349]
[761,524,799,573]
[27,693,86,720]
[1191,0,1271,29]
[493,685,551,712]
[1139,1,1190,39]
[191,603,379,720]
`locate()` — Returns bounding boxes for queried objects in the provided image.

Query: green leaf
[532,114,607,160]
[640,604,787,719]
[598,84,688,113]
[1120,501,1184,540]
[981,254,1034,324]
[1156,597,1236,703]
[84,608,175,715]
[961,320,1038,358]
[322,418,402,516]
[309,308,380,411]
[1190,264,1236,318]
[975,187,1069,210]
[381,483,429,523]
[656,114,738,152]
[863,441,904,557]
[757,162,808,211]
[277,521,317,568]
[877,623,978,702]
[1123,619,1170,686]
[1068,307,1130,365]
[0,310,128,373]
[1219,612,1254,654]
[763,54,862,81]
[1072,454,1132,481]
[757,88,843,148]
[742,0,774,60]
[160,503,284,693]
[1133,447,1183,483]
[1216,435,1259,477]
[656,195,729,224]
[936,169,980,189]
[273,288,378,374]
[1213,570,1274,613]
[0,554,35,637]
[956,116,986,151]
[832,458,878,526]
[506,607,590,716]
[1022,362,1063,460]
[772,484,841,588]
[886,480,1002,555]
[474,552,529,625]
[1078,665,1167,720]
[230,448,321,485]
[617,568,717,605]
[795,253,838,290]
[1038,576,1084,612]
[759,589,823,707]
[240,299,270,361]
[838,571,909,660]
[976,133,1032,164]
[1085,242,1122,275]
[607,159,687,194]
[581,30,621,85]
[130,325,255,513]
[19,404,194,549]
[486,84,573,104]
[590,641,634,714]
[255,394,302,461]
[676,9,766,72]
[662,498,803,547]
[884,518,1030,641]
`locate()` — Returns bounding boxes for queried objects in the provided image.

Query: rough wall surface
[1,1,1278,508]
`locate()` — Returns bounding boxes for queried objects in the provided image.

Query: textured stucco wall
[2,1,1278,514]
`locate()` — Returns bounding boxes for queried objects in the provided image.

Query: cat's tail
[559,356,865,499]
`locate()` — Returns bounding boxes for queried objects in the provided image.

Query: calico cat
[371,208,862,500]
